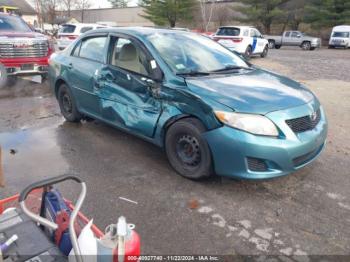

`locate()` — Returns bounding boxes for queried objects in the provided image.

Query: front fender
[153,86,223,147]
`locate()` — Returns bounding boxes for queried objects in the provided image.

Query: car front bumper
[203,103,328,179]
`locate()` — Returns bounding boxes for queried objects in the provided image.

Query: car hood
[0,31,46,39]
[186,68,315,115]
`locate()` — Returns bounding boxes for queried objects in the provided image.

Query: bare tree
[62,0,77,17]
[74,0,91,22]
[199,0,215,31]
[37,0,59,26]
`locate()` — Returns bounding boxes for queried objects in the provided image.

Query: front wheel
[301,41,311,50]
[165,118,213,180]
[275,45,281,49]
[261,45,269,58]
[58,84,82,122]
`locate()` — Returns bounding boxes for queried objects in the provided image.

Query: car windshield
[59,24,76,33]
[0,15,32,32]
[147,32,249,75]
[333,32,349,38]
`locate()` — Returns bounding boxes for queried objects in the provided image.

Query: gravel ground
[0,48,349,260]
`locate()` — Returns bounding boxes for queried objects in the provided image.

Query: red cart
[0,175,140,262]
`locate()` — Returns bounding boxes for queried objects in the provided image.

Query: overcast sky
[28,0,138,9]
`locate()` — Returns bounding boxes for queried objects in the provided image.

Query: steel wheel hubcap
[176,135,201,167]
[62,93,72,114]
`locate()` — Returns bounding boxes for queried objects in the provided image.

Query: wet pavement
[0,48,350,258]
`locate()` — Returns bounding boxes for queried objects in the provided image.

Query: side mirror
[149,59,163,82]
[260,35,264,39]
[297,34,301,38]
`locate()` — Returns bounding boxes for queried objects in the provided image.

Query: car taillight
[232,38,243,43]
[68,35,77,40]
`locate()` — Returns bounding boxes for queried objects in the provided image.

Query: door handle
[103,72,115,82]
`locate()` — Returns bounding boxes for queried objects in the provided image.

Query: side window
[285,32,291,37]
[250,29,255,37]
[243,30,249,37]
[79,36,107,62]
[110,37,150,76]
[291,32,299,38]
[80,27,93,33]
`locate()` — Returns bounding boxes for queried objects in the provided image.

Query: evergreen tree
[304,0,350,28]
[235,0,289,34]
[109,0,129,8]
[139,0,197,28]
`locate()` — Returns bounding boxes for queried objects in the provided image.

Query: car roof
[332,25,350,31]
[84,26,193,37]
[62,23,103,27]
[218,26,254,29]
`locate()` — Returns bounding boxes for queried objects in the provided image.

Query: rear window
[80,27,93,33]
[0,15,32,32]
[59,24,76,33]
[333,32,349,38]
[216,28,240,36]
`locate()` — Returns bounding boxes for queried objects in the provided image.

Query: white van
[329,25,350,48]
[57,23,107,50]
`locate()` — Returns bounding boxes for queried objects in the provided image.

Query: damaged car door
[95,35,162,137]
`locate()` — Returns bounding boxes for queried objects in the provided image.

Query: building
[0,0,38,27]
[68,7,154,27]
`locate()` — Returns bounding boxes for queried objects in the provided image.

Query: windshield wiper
[211,65,253,73]
[176,70,211,77]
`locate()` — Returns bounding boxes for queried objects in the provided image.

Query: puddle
[0,126,69,196]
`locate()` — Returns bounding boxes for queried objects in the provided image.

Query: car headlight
[215,111,279,136]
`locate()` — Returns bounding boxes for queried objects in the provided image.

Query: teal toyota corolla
[49,27,327,180]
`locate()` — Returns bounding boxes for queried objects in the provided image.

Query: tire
[0,64,8,89]
[275,45,281,49]
[165,118,213,180]
[268,40,275,49]
[328,45,335,49]
[261,45,269,58]
[310,47,316,51]
[301,41,311,50]
[244,45,252,59]
[0,64,17,88]
[57,83,82,122]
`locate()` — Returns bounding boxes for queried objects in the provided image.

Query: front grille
[0,41,48,58]
[247,157,268,172]
[286,109,321,133]
[293,145,322,167]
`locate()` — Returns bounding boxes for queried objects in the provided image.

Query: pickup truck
[265,31,321,50]
[0,13,54,88]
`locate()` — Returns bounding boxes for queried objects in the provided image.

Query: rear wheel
[261,45,269,58]
[268,40,275,49]
[244,45,252,59]
[58,84,82,122]
[165,118,213,180]
[301,41,311,50]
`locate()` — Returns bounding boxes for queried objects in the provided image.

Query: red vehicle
[0,13,54,88]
